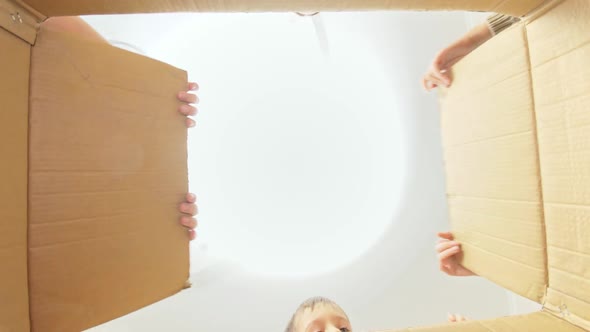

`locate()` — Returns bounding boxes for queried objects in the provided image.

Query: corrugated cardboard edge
[373,311,588,332]
[520,11,549,307]
[20,0,545,17]
[521,0,565,23]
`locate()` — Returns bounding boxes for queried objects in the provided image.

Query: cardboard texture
[18,0,545,17]
[1,4,190,328]
[389,0,590,331]
[438,24,547,303]
[1,0,589,331]
[527,0,590,329]
[25,28,190,331]
[0,25,31,332]
[0,0,38,44]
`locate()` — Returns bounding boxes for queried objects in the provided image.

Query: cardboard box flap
[0,26,31,332]
[20,0,545,17]
[526,0,590,330]
[375,312,587,332]
[439,24,548,303]
[27,27,190,331]
[0,0,40,44]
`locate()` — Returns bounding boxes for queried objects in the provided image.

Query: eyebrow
[306,315,350,332]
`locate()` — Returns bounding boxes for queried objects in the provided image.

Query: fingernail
[182,203,192,213]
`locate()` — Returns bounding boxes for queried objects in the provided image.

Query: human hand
[179,193,198,241]
[422,45,469,91]
[436,232,476,277]
[448,313,468,323]
[177,82,199,128]
[423,23,493,91]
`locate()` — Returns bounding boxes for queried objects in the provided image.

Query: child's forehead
[304,302,344,314]
[297,303,349,327]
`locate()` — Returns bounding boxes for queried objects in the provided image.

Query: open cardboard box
[1,0,588,331]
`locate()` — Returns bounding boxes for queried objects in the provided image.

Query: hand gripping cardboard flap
[1,0,588,331]
[26,27,190,331]
[379,0,590,331]
[1,1,190,330]
[438,23,548,303]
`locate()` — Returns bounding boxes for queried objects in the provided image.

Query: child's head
[285,297,352,332]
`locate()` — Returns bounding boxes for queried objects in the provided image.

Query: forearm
[41,16,107,43]
[454,22,494,55]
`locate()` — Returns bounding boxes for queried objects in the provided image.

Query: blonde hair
[285,297,347,332]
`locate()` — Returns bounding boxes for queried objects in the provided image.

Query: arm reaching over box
[436,232,476,277]
[422,14,520,91]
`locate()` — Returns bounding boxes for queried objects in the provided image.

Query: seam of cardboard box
[524,0,588,330]
[490,0,554,17]
[11,0,44,21]
[523,2,590,330]
[523,0,566,23]
[26,34,33,332]
[543,289,590,331]
[522,4,552,315]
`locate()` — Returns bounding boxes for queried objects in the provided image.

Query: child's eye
[340,328,350,332]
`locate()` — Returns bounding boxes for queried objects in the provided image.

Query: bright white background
[83,11,539,332]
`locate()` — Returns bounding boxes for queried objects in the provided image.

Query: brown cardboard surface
[375,312,586,332]
[526,0,590,329]
[439,25,547,302]
[27,28,190,331]
[0,25,31,332]
[20,0,544,17]
[0,0,39,44]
